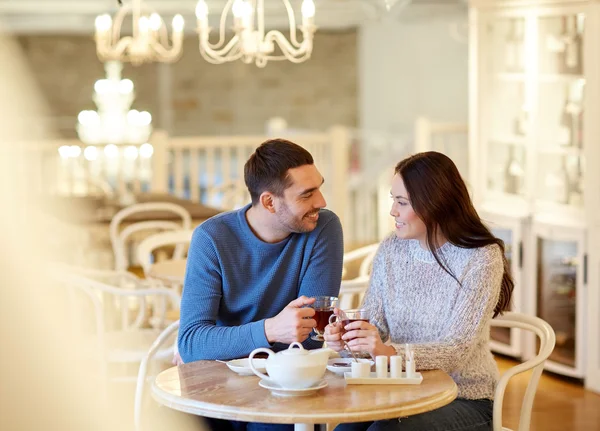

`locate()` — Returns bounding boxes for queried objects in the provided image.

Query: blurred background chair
[491,312,556,431]
[136,229,194,277]
[114,220,184,271]
[338,243,378,308]
[58,272,181,401]
[134,320,180,431]
[338,276,370,310]
[109,202,192,272]
[342,243,378,280]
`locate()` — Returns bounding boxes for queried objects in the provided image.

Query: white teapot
[248,342,329,389]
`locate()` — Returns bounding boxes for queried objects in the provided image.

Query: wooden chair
[55,263,169,327]
[58,272,181,401]
[491,312,556,431]
[338,244,378,309]
[208,180,250,210]
[109,202,192,271]
[338,276,370,310]
[326,313,555,431]
[342,243,379,280]
[136,229,195,276]
[134,320,180,431]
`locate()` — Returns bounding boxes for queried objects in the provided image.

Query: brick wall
[16,30,357,138]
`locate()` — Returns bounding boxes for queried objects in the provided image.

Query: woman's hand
[323,322,345,352]
[342,320,396,358]
[323,308,345,352]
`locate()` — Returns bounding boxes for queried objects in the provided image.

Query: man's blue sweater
[178,204,344,362]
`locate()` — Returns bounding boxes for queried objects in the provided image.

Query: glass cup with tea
[310,296,339,341]
[328,308,371,358]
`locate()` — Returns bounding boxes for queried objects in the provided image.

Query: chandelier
[76,61,152,146]
[95,0,184,65]
[195,0,316,67]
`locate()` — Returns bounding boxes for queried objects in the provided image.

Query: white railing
[3,138,151,198]
[414,116,469,179]
[7,127,351,238]
[347,118,469,245]
[8,118,467,247]
[152,127,351,232]
[345,128,414,245]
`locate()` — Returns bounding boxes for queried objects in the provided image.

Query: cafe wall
[16,30,358,138]
[358,6,469,135]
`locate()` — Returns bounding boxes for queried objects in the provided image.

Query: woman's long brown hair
[395,151,513,317]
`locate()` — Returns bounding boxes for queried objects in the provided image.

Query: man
[178,138,344,363]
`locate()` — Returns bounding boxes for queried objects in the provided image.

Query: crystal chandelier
[195,0,316,67]
[95,0,184,66]
[76,61,152,145]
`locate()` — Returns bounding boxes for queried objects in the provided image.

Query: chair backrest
[55,263,166,327]
[55,271,180,406]
[134,320,180,431]
[136,229,195,275]
[58,272,181,354]
[491,312,556,431]
[208,180,250,210]
[109,202,192,271]
[114,220,183,271]
[343,243,379,279]
[338,275,370,310]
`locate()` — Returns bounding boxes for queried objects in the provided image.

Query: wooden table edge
[151,378,459,425]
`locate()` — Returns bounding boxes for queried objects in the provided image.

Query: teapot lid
[280,342,308,356]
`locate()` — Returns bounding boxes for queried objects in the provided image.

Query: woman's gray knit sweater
[363,235,504,400]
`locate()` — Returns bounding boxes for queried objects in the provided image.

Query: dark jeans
[333,399,493,431]
[203,418,301,431]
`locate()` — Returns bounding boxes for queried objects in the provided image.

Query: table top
[42,193,222,224]
[148,259,187,284]
[152,361,458,425]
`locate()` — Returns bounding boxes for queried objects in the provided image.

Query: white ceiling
[0,0,466,34]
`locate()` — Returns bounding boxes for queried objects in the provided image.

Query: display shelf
[470,0,597,381]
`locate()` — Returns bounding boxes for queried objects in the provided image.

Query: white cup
[351,361,370,378]
[375,355,388,378]
[390,355,402,378]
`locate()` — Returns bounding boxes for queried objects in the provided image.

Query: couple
[178,138,513,431]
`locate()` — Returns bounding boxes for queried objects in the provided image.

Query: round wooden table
[148,259,187,284]
[152,360,458,431]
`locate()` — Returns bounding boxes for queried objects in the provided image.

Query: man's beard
[276,202,318,234]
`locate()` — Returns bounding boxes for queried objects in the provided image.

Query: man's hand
[264,296,317,344]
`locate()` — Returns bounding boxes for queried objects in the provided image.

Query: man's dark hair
[244,138,314,205]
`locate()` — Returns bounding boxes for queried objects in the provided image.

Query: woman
[324,152,513,431]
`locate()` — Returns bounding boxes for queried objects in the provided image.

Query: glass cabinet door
[483,16,528,198]
[490,227,514,346]
[535,13,585,209]
[536,238,578,368]
[482,211,525,358]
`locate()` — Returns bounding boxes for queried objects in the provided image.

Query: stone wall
[16,30,357,138]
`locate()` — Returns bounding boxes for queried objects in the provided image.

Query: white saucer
[225,358,267,376]
[258,379,328,397]
[326,358,373,375]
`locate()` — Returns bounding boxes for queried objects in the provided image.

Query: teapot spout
[308,347,331,363]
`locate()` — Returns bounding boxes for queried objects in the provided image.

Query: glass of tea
[329,308,370,336]
[310,296,339,341]
[328,308,372,358]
